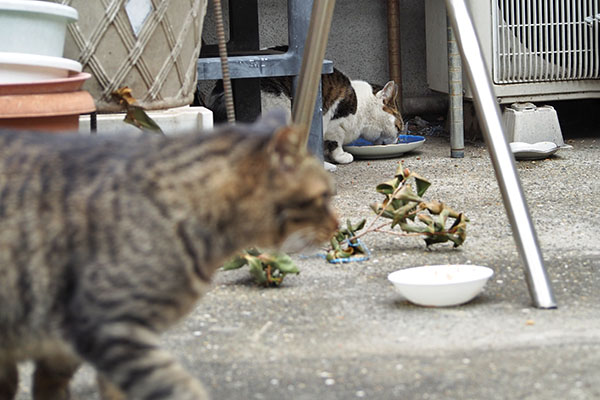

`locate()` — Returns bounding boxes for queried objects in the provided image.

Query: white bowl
[388,264,494,307]
[0,0,78,57]
[0,52,82,83]
[510,141,560,160]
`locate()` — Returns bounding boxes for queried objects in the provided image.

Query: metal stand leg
[447,19,464,158]
[292,0,336,159]
[444,0,556,308]
[307,80,324,159]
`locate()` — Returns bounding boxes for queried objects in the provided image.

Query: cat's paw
[333,151,354,164]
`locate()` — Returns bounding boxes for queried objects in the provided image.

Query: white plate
[344,136,425,159]
[388,264,494,307]
[510,141,559,160]
[0,52,82,83]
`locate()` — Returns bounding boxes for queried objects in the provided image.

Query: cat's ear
[267,125,305,169]
[377,81,397,104]
[253,109,290,132]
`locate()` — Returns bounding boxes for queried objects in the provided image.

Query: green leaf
[417,213,434,226]
[422,200,443,215]
[124,105,164,134]
[448,213,468,246]
[246,248,261,256]
[376,179,399,195]
[370,202,396,219]
[424,234,450,247]
[221,255,248,270]
[391,202,419,227]
[447,234,465,248]
[400,221,434,234]
[393,184,423,203]
[433,212,448,231]
[352,218,366,232]
[270,253,300,274]
[247,256,267,285]
[330,237,341,250]
[412,173,431,197]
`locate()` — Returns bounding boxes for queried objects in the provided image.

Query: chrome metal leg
[292,0,336,152]
[447,18,464,158]
[444,0,557,308]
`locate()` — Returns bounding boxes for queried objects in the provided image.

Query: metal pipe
[289,0,326,160]
[292,0,336,145]
[447,17,464,158]
[402,95,448,115]
[444,0,556,309]
[386,0,403,113]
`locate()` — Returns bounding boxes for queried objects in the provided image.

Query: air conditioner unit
[426,0,600,104]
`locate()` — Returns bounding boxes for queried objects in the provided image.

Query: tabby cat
[208,66,404,164]
[0,115,338,400]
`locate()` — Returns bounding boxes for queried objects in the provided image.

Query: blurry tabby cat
[0,114,338,400]
[208,59,404,164]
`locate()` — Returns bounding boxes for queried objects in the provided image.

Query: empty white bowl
[510,141,560,160]
[388,264,494,307]
[0,52,82,83]
[0,0,78,57]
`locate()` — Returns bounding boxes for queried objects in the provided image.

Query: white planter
[0,52,82,83]
[78,106,213,135]
[52,0,208,112]
[0,0,78,57]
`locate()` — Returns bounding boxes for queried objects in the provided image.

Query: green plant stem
[351,221,390,241]
[372,228,456,238]
[355,179,409,239]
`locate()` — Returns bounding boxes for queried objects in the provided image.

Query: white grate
[493,0,600,84]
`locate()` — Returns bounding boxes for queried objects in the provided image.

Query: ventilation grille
[493,0,600,84]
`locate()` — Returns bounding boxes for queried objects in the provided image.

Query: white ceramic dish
[388,264,494,307]
[0,52,82,83]
[0,0,78,57]
[344,135,425,159]
[510,141,559,160]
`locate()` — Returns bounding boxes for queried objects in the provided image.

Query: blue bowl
[347,134,425,147]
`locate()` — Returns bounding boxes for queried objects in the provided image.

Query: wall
[200,0,444,115]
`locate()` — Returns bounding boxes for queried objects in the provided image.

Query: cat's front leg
[330,144,354,164]
[73,325,209,400]
[323,129,354,164]
[33,354,81,400]
[0,361,18,400]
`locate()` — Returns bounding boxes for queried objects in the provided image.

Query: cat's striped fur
[0,119,338,399]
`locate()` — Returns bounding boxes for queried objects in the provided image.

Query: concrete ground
[16,119,600,399]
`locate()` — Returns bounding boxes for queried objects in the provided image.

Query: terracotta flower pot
[0,71,91,95]
[0,90,95,132]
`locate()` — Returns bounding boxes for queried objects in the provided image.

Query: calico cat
[207,67,404,164]
[0,115,338,400]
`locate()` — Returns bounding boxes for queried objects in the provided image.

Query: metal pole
[292,0,336,146]
[289,0,325,160]
[447,17,464,158]
[386,0,403,114]
[444,0,556,308]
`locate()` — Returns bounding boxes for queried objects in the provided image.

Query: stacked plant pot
[0,0,95,132]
